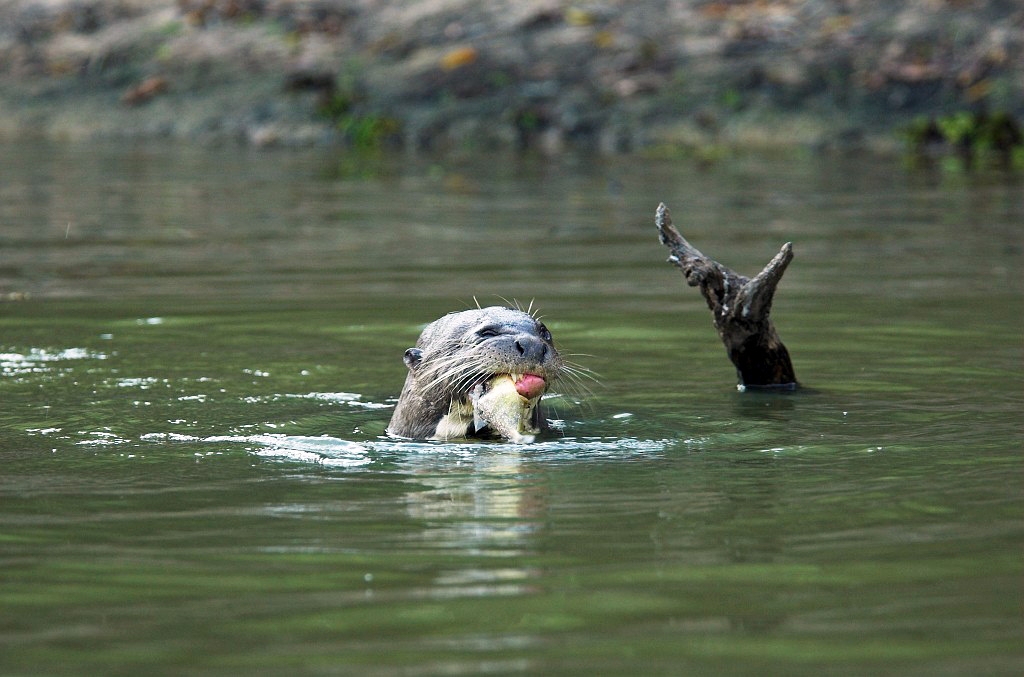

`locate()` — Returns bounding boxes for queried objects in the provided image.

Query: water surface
[1,140,1021,675]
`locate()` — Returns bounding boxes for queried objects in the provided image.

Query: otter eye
[476,326,501,339]
[538,324,552,343]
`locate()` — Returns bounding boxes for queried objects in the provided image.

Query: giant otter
[387,306,564,442]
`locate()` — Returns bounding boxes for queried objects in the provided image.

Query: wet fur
[387,306,563,440]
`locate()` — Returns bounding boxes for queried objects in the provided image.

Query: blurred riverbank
[1,1,1021,154]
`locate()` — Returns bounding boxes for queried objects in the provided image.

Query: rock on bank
[0,0,1020,152]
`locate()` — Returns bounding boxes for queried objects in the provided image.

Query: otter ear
[403,348,423,370]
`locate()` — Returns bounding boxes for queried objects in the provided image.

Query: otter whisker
[561,360,601,383]
[420,347,486,370]
[498,295,520,312]
[417,364,469,390]
[558,365,590,385]
[559,355,596,374]
[555,364,599,400]
[559,372,595,393]
[417,354,492,394]
[555,376,595,402]
[448,368,485,395]
[419,352,475,376]
[419,364,482,394]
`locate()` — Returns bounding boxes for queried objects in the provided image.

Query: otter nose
[514,336,548,362]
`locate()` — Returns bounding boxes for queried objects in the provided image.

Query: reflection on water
[1,139,1021,675]
[404,450,536,563]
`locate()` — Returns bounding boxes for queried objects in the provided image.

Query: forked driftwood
[655,202,798,390]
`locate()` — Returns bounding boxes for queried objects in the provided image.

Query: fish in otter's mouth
[386,306,567,442]
[469,373,547,443]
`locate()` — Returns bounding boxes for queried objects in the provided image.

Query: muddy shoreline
[1,1,1021,154]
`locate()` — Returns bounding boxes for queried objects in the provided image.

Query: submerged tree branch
[656,202,798,390]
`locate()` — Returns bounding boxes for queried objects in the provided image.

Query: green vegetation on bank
[905,110,1024,170]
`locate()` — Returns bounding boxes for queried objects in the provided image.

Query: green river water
[1,140,1021,675]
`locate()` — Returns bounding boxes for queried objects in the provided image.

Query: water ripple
[134,430,676,467]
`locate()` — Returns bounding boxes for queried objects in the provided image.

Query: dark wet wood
[655,202,798,389]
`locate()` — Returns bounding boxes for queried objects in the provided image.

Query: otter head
[387,306,563,441]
